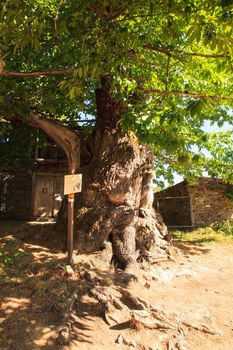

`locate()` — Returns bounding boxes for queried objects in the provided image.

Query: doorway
[32,173,64,218]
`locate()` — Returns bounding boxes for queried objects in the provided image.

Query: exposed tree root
[129,312,172,330]
[182,321,222,335]
[56,324,71,345]
[119,288,149,310]
[54,259,222,348]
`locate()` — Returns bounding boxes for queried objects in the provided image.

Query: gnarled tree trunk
[72,79,170,268]
[75,130,169,267]
[9,83,170,268]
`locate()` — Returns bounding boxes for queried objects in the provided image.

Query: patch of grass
[0,237,27,267]
[173,222,233,244]
[211,220,233,236]
[3,256,16,266]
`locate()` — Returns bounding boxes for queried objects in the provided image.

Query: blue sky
[173,121,232,184]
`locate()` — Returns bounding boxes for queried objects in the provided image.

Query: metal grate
[155,196,194,228]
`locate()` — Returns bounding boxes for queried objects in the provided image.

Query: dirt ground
[0,221,233,350]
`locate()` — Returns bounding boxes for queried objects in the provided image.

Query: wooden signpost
[64,174,82,265]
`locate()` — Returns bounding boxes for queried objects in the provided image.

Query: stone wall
[0,171,32,219]
[188,178,233,226]
[154,178,233,227]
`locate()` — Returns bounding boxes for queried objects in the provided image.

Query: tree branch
[0,69,67,77]
[143,44,226,59]
[28,110,80,173]
[77,119,96,123]
[7,109,80,173]
[136,87,231,100]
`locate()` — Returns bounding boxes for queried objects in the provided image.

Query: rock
[66,265,74,277]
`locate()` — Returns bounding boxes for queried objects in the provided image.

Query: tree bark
[72,80,169,268]
[75,130,169,267]
[6,89,170,268]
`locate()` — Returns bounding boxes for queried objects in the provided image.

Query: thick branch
[136,87,231,100]
[0,70,66,77]
[28,110,80,173]
[143,45,226,59]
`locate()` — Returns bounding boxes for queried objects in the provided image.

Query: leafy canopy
[0,0,232,183]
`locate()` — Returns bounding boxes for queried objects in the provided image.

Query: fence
[155,196,194,228]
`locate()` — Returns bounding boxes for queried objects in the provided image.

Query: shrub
[211,220,233,236]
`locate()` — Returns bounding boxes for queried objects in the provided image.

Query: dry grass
[0,220,74,347]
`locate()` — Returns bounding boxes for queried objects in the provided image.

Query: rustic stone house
[0,145,68,219]
[154,177,233,228]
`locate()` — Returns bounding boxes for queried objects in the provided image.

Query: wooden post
[67,193,74,265]
[64,174,82,265]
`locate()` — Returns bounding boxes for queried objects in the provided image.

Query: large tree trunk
[72,79,170,268]
[75,130,169,268]
[8,85,170,268]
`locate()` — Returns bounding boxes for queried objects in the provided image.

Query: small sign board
[64,174,82,195]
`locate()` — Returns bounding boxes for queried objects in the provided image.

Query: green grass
[173,220,233,244]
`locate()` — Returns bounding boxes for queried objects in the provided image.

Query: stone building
[0,145,68,220]
[154,177,233,228]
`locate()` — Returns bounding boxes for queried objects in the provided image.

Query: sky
[173,120,232,184]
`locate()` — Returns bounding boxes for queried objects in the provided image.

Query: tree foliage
[0,0,232,182]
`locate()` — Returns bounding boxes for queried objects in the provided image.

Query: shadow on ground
[173,239,212,256]
[0,220,137,349]
[0,220,73,350]
[1,220,217,349]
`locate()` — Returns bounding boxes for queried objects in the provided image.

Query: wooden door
[33,174,64,218]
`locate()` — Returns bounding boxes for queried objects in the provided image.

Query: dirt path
[62,242,233,350]
[0,222,233,350]
[145,242,233,350]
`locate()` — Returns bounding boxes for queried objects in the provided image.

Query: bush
[211,220,233,236]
